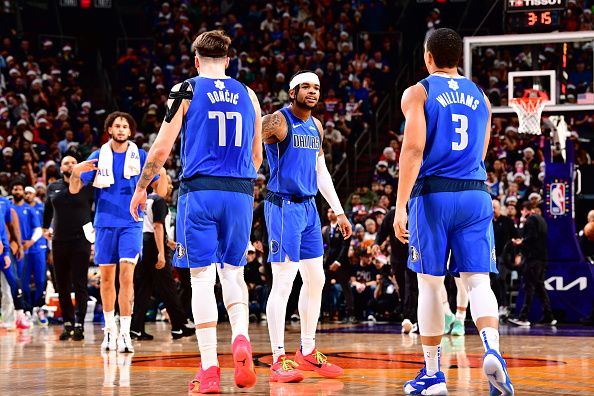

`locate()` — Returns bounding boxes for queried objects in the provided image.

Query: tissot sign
[506,0,567,12]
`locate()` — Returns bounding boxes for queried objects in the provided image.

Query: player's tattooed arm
[262,112,287,144]
[137,158,165,190]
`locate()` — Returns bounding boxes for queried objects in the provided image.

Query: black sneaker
[59,325,74,341]
[72,326,84,341]
[171,326,195,340]
[130,330,154,340]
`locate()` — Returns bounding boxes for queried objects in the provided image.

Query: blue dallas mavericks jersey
[265,108,320,197]
[12,202,41,253]
[419,74,489,181]
[180,76,256,180]
[81,149,153,228]
[31,202,47,251]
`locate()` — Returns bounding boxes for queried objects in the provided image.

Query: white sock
[443,301,453,316]
[16,309,25,317]
[119,316,131,335]
[423,344,441,376]
[227,303,249,343]
[104,310,116,331]
[298,257,325,356]
[455,309,466,321]
[272,346,286,363]
[197,327,218,370]
[480,327,500,353]
[301,337,315,356]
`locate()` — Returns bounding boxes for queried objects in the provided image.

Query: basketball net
[509,89,549,135]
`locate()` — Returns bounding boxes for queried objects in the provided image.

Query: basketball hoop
[510,89,549,135]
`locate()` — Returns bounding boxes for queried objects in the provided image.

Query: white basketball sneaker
[117,333,135,353]
[101,327,117,351]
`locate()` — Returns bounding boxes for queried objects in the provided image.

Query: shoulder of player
[401,83,426,111]
[312,116,324,137]
[263,111,287,131]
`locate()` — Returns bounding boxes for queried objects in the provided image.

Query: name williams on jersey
[435,90,480,110]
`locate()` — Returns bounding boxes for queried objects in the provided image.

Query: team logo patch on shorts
[491,247,497,263]
[270,239,280,254]
[176,243,186,259]
[410,246,420,262]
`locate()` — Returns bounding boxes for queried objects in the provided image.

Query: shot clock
[505,0,567,32]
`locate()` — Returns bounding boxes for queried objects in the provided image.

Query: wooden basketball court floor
[1,321,594,395]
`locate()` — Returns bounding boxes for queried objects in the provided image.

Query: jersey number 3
[209,111,243,147]
[451,113,468,151]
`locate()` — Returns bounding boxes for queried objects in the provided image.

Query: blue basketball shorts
[95,226,143,265]
[173,190,254,268]
[264,195,324,263]
[407,190,497,276]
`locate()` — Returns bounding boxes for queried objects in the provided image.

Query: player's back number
[209,111,243,147]
[451,113,468,151]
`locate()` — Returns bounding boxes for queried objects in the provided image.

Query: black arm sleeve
[375,209,394,246]
[43,187,54,229]
[337,236,352,266]
[152,197,168,224]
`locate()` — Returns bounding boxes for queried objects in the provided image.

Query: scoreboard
[505,0,567,32]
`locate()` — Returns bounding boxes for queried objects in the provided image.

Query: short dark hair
[521,201,533,211]
[192,30,231,58]
[10,179,26,191]
[426,28,462,68]
[104,111,136,135]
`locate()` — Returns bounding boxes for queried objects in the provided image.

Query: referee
[130,189,193,340]
[43,155,94,341]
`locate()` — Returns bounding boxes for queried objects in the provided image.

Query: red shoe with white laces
[294,349,343,378]
[231,335,257,388]
[188,366,220,394]
[270,355,304,383]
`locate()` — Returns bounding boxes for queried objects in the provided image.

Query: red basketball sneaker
[294,349,343,378]
[270,355,305,383]
[232,335,257,388]
[188,366,220,394]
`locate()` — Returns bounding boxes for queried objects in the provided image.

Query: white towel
[93,140,141,188]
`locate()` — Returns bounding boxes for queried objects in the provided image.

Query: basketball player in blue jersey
[23,185,48,325]
[261,71,352,383]
[10,181,45,322]
[393,29,514,395]
[130,30,262,393]
[70,111,166,354]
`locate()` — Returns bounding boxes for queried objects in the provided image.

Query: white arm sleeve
[316,155,345,216]
[31,227,43,242]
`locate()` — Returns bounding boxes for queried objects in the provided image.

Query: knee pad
[460,272,498,321]
[299,257,325,291]
[190,265,218,324]
[417,274,445,337]
[217,265,248,307]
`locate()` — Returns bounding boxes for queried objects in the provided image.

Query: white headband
[289,72,320,90]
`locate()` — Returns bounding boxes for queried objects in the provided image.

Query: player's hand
[336,214,352,239]
[73,159,98,175]
[3,255,10,269]
[43,229,53,240]
[393,207,409,244]
[22,240,34,250]
[155,253,166,270]
[167,239,176,250]
[130,188,147,222]
[0,240,3,255]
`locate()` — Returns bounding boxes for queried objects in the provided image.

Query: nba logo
[550,183,565,216]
